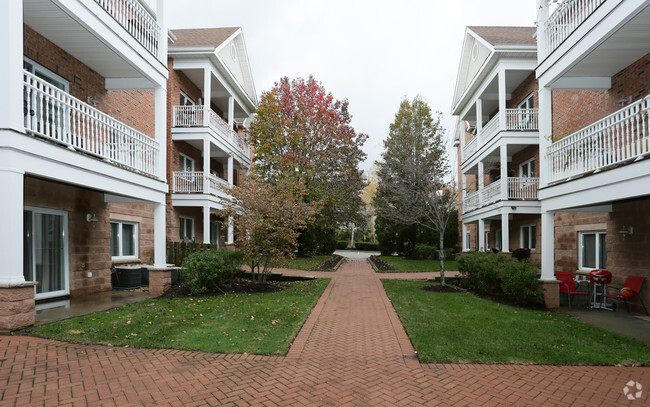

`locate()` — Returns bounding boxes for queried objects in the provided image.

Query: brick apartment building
[454,0,650,311]
[0,1,257,332]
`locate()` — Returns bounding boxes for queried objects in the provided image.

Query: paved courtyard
[1,259,649,406]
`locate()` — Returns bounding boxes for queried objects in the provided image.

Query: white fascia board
[234,30,258,105]
[452,51,496,116]
[550,77,612,90]
[105,77,156,90]
[0,130,167,202]
[466,28,495,51]
[104,194,156,204]
[213,28,242,55]
[58,0,168,85]
[461,133,539,173]
[451,30,473,112]
[463,200,542,223]
[210,53,257,113]
[539,159,650,212]
[171,194,228,209]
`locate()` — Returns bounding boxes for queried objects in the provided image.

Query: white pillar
[203,68,211,127]
[461,173,467,202]
[540,211,555,281]
[500,144,508,200]
[227,96,235,127]
[462,223,468,252]
[475,99,483,135]
[156,0,167,63]
[0,169,26,284]
[227,154,234,185]
[227,216,234,245]
[501,209,510,253]
[0,1,24,132]
[203,138,210,194]
[537,0,550,59]
[478,161,484,206]
[153,202,166,267]
[478,219,485,251]
[154,86,167,181]
[538,86,553,188]
[203,206,210,244]
[498,69,507,130]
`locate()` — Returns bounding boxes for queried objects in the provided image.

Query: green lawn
[285,255,337,271]
[382,280,650,365]
[28,279,329,355]
[378,256,458,273]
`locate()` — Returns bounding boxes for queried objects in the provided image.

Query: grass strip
[377,256,458,273]
[28,279,329,355]
[382,279,650,365]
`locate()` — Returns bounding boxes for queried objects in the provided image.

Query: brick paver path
[1,259,649,406]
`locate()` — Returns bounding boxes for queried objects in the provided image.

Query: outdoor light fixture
[618,96,633,107]
[86,213,99,223]
[617,225,633,240]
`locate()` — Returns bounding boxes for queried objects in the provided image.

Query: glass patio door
[24,208,69,300]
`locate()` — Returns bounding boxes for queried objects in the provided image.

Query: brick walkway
[1,259,649,406]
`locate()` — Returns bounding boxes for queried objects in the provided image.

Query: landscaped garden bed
[286,254,343,271]
[369,255,458,273]
[382,279,650,365]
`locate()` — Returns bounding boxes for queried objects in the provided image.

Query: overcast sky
[167,1,537,173]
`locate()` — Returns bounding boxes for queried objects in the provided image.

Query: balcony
[172,171,231,198]
[547,95,650,184]
[540,0,605,60]
[464,177,539,213]
[462,108,538,161]
[95,0,161,58]
[23,71,159,178]
[172,105,251,166]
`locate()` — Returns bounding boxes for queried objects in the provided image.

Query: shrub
[181,249,244,295]
[499,260,543,306]
[355,242,380,251]
[336,241,349,250]
[413,244,437,260]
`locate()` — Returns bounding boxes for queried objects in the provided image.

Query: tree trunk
[439,231,445,286]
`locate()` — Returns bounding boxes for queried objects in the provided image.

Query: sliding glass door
[24,208,69,300]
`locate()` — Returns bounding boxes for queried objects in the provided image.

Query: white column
[540,211,555,281]
[0,1,24,132]
[227,96,235,127]
[476,99,483,140]
[203,68,211,127]
[478,161,484,206]
[501,209,510,253]
[227,154,234,185]
[461,173,467,203]
[154,86,167,181]
[156,0,167,63]
[538,86,553,188]
[537,0,550,59]
[203,205,210,244]
[203,138,210,194]
[462,223,468,252]
[478,219,485,251]
[498,69,507,130]
[227,216,234,245]
[500,144,508,200]
[153,202,166,267]
[0,169,26,284]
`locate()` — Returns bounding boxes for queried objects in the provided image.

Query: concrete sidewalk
[1,259,648,406]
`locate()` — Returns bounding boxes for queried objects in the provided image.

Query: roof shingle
[169,27,239,49]
[468,26,536,47]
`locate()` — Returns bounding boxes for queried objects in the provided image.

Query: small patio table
[589,269,613,310]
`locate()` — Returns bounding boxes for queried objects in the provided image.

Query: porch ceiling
[177,68,248,118]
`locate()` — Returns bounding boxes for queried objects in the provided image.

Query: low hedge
[181,249,244,295]
[354,242,380,251]
[457,251,542,307]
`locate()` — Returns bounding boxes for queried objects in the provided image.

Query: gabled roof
[467,26,536,48]
[168,27,239,50]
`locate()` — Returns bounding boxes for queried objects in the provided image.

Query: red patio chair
[604,276,648,315]
[556,271,589,310]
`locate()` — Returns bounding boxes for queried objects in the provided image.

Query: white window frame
[110,220,139,260]
[180,91,195,106]
[518,93,534,110]
[484,231,490,250]
[465,232,471,251]
[579,231,607,270]
[520,158,536,178]
[210,221,220,247]
[495,229,502,251]
[521,224,536,250]
[24,57,70,92]
[179,153,195,172]
[179,216,194,242]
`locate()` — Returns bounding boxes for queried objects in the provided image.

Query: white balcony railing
[172,105,251,159]
[95,0,161,58]
[508,177,539,199]
[541,0,605,59]
[462,109,538,161]
[172,171,231,195]
[547,95,650,183]
[463,177,539,214]
[23,71,159,177]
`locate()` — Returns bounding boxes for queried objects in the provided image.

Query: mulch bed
[159,278,287,299]
[319,254,344,271]
[419,285,465,293]
[368,255,395,271]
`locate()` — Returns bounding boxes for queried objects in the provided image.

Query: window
[465,233,471,251]
[179,153,194,172]
[484,231,490,250]
[520,158,536,178]
[111,221,138,259]
[24,58,69,92]
[210,221,220,247]
[518,93,534,110]
[521,224,536,250]
[517,93,535,129]
[179,217,194,242]
[179,91,195,106]
[579,231,607,270]
[495,229,502,251]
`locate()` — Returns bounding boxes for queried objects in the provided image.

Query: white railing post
[94,0,161,58]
